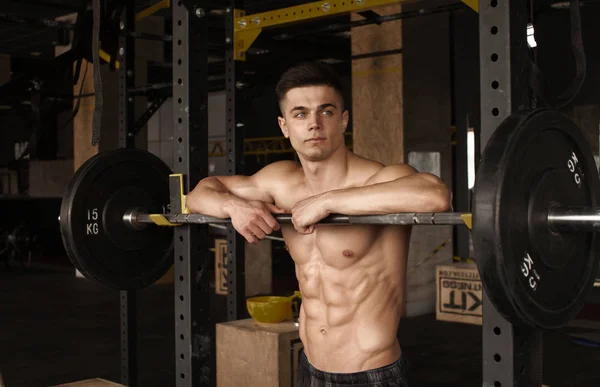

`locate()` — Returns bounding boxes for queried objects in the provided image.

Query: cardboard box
[216,319,303,387]
[436,263,483,325]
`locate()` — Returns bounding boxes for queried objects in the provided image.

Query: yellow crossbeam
[136,0,171,22]
[233,0,477,60]
[462,0,478,12]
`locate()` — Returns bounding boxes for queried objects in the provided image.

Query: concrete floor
[0,267,599,387]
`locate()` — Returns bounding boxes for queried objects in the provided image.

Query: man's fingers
[260,211,280,231]
[240,230,258,244]
[299,226,313,234]
[249,224,266,240]
[254,217,274,235]
[266,203,287,214]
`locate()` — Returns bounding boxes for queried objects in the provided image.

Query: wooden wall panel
[351,4,404,164]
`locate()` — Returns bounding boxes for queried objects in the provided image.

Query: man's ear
[341,110,350,132]
[278,116,289,138]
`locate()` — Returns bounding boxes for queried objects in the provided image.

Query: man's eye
[322,110,333,116]
[295,112,306,118]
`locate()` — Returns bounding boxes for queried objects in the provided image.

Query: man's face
[278,85,349,162]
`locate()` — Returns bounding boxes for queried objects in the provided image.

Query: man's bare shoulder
[364,162,418,185]
[253,160,302,184]
[349,154,416,185]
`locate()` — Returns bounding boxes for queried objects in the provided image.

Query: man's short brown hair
[275,61,345,113]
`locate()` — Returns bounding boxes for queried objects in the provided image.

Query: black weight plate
[473,109,600,329]
[60,148,174,290]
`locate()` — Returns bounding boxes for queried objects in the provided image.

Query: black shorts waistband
[298,349,410,385]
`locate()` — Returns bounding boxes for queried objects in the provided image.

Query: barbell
[58,109,600,329]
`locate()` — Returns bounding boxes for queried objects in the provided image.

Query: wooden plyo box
[216,319,304,387]
[436,263,483,326]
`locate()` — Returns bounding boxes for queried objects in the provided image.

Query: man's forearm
[185,177,242,218]
[323,174,451,216]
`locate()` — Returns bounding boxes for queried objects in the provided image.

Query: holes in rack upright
[491,53,498,62]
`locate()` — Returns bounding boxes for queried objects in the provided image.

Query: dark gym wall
[535,4,600,157]
[401,5,453,184]
[0,55,9,84]
[0,112,34,165]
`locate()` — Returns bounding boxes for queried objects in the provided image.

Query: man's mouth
[306,138,325,142]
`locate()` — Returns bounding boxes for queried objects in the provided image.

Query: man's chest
[272,182,385,266]
[281,223,383,267]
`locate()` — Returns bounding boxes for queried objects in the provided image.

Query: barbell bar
[546,207,600,232]
[59,108,600,330]
[129,208,600,231]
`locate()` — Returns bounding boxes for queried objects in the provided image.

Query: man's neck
[300,147,351,193]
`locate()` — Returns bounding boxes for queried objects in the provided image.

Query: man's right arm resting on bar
[185,161,293,243]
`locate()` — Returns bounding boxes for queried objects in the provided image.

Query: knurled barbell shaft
[133,211,472,226]
[132,207,600,231]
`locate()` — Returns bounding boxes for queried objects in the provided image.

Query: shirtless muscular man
[186,61,452,387]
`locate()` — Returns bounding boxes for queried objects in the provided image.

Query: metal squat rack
[115,0,545,386]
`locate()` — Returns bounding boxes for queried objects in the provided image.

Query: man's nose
[308,114,322,130]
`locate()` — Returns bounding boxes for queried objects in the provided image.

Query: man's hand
[227,200,287,244]
[291,193,331,234]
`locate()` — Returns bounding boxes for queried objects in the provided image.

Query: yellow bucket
[246,291,302,324]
